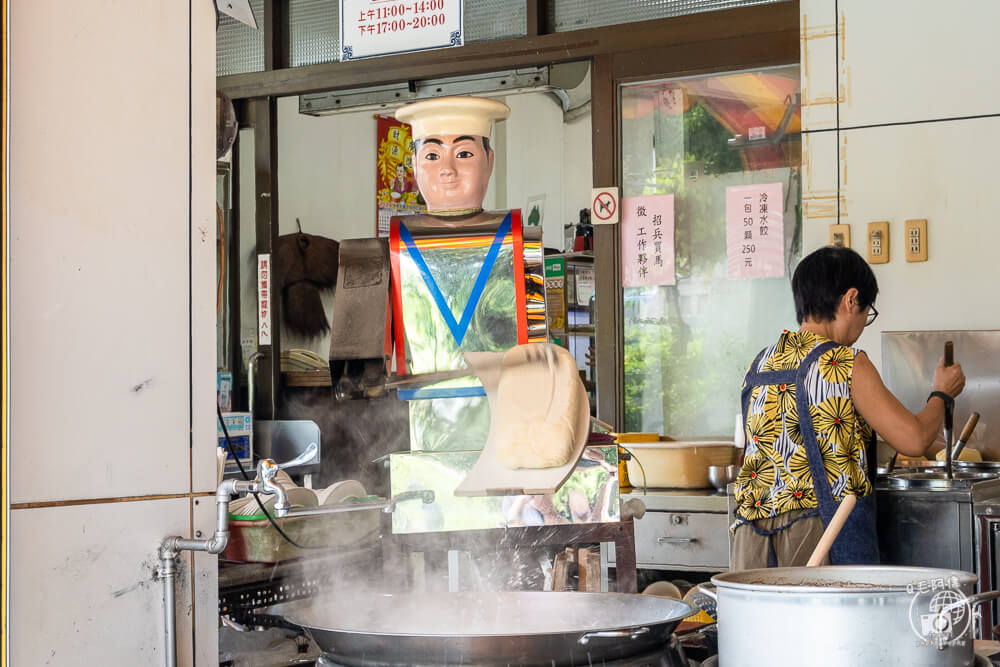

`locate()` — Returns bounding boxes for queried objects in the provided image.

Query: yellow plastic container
[623,441,736,489]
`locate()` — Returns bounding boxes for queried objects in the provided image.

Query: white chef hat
[395,96,510,141]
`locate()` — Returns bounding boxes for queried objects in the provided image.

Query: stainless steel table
[604,489,730,573]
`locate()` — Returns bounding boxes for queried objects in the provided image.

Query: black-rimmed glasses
[865,305,879,327]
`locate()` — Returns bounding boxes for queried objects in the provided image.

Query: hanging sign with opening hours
[341,0,463,61]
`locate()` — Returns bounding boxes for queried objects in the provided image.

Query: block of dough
[493,343,583,469]
[936,447,983,462]
[454,343,591,496]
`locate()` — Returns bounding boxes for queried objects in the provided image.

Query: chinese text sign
[726,183,784,279]
[341,0,462,61]
[257,254,271,345]
[622,195,676,288]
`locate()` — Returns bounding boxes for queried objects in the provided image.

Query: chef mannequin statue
[389,97,545,453]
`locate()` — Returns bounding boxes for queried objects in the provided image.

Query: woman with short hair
[731,246,965,569]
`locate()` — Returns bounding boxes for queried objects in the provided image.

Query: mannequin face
[414,134,494,212]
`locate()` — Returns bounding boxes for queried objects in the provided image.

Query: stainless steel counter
[877,476,1000,574]
[606,488,731,573]
[876,477,1000,639]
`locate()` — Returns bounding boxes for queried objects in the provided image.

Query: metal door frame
[590,16,800,429]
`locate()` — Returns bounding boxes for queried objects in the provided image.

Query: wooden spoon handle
[807,494,857,566]
[959,412,981,444]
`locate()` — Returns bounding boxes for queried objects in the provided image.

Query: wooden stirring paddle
[806,494,857,566]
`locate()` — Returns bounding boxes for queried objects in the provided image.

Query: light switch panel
[905,219,928,262]
[828,224,851,249]
[867,221,889,264]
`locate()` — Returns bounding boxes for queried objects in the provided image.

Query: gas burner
[316,635,699,667]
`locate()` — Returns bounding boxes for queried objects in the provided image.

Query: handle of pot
[952,589,1000,639]
[695,583,718,601]
[578,627,650,646]
[966,589,1000,609]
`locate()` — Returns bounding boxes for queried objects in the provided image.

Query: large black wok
[276,591,693,666]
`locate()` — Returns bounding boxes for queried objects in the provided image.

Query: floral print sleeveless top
[734,330,874,522]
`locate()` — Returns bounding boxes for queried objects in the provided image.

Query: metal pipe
[159,544,178,667]
[272,488,435,518]
[159,478,257,667]
[944,341,955,481]
[157,467,432,666]
[247,350,265,417]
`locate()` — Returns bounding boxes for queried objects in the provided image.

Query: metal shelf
[547,250,594,262]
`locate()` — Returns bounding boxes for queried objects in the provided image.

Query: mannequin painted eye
[423,152,440,161]
[456,150,475,158]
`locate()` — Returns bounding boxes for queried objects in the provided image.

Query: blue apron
[739,340,880,566]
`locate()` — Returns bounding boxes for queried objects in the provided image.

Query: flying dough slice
[493,343,586,470]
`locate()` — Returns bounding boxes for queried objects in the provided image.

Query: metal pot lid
[711,565,976,594]
[890,460,1000,471]
[888,470,997,489]
[281,591,693,637]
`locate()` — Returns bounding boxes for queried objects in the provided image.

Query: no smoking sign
[591,187,620,225]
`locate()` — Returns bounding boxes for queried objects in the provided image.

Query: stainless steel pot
[276,591,694,666]
[706,566,1000,667]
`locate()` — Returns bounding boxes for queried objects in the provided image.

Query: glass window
[290,0,340,67]
[620,65,802,436]
[217,0,265,77]
[464,0,527,43]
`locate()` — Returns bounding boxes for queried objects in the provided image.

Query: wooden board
[454,348,591,497]
[283,370,332,387]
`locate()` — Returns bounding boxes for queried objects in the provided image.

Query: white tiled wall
[10,499,193,665]
[841,119,1000,367]
[193,498,222,666]
[10,0,218,664]
[10,0,191,503]
[191,0,224,497]
[799,0,838,131]
[801,129,839,232]
[838,0,1000,128]
[801,0,1000,371]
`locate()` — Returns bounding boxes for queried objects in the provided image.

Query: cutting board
[454,348,591,497]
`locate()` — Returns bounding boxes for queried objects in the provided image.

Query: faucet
[157,451,434,667]
[256,442,319,515]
